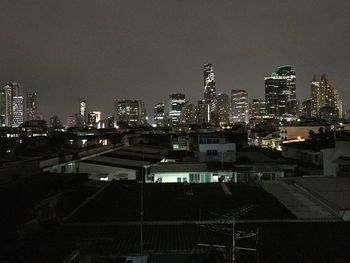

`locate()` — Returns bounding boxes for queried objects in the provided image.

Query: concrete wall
[198,142,236,162]
[279,126,325,140]
[322,141,350,176]
[79,162,136,181]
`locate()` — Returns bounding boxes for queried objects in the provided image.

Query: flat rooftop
[260,177,350,220]
[67,181,295,223]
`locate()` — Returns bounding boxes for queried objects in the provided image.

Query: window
[177,177,182,182]
[189,173,201,183]
[206,149,218,156]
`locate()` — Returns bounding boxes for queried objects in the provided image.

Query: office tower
[114,99,146,126]
[231,90,249,123]
[203,63,216,123]
[67,115,77,128]
[0,88,5,126]
[180,102,197,125]
[311,74,344,119]
[251,99,266,119]
[12,96,24,126]
[88,111,101,126]
[80,100,87,126]
[49,115,63,128]
[26,92,37,121]
[301,99,312,118]
[265,65,297,118]
[153,102,165,127]
[197,100,209,125]
[2,83,21,127]
[169,93,186,125]
[216,93,231,126]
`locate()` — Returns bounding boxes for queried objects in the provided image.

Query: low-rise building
[198,134,236,162]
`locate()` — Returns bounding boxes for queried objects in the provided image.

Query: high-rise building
[153,102,165,127]
[114,99,146,126]
[203,63,216,123]
[49,115,63,128]
[250,99,266,119]
[12,96,24,126]
[301,99,312,118]
[311,74,344,119]
[216,93,231,126]
[169,93,186,125]
[67,115,77,128]
[265,65,297,118]
[88,111,101,127]
[197,100,209,125]
[180,102,197,125]
[0,88,5,127]
[26,92,37,121]
[231,90,249,123]
[1,83,21,127]
[80,100,87,126]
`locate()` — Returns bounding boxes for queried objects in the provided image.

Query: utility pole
[140,151,144,263]
[232,215,235,263]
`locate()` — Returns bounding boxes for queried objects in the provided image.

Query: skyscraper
[301,99,312,118]
[180,102,197,125]
[153,102,165,127]
[216,93,231,126]
[88,111,101,127]
[13,96,24,126]
[2,83,21,127]
[265,65,296,118]
[169,93,186,125]
[80,100,87,126]
[311,74,344,119]
[0,88,5,127]
[49,115,63,129]
[197,100,209,125]
[114,99,146,126]
[26,92,37,121]
[250,99,266,119]
[203,63,216,123]
[231,90,249,123]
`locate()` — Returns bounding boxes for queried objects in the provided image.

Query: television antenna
[199,204,259,263]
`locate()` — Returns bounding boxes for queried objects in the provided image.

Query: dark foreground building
[1,179,350,263]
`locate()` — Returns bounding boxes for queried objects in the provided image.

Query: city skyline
[0,0,349,121]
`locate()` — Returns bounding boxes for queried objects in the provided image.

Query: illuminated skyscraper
[153,102,165,127]
[13,96,24,126]
[250,99,266,119]
[114,99,146,126]
[1,83,21,127]
[26,92,37,121]
[88,111,101,127]
[197,100,209,125]
[80,100,87,126]
[265,65,296,118]
[216,93,231,126]
[0,89,5,126]
[203,63,216,123]
[311,74,344,119]
[169,93,186,125]
[180,101,197,125]
[231,90,249,123]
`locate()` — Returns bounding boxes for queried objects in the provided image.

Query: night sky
[1,0,349,122]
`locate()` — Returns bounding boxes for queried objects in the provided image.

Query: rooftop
[68,181,295,223]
